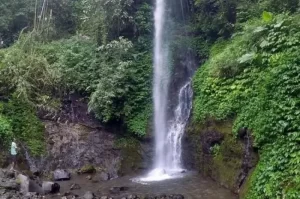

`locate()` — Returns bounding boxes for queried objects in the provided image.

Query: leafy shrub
[2,97,45,156]
[0,33,63,112]
[0,113,13,146]
[88,37,152,136]
[193,13,300,198]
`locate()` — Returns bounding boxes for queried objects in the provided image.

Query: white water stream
[138,0,193,182]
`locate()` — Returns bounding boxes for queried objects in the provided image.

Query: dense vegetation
[192,1,300,198]
[0,0,300,198]
[0,0,154,154]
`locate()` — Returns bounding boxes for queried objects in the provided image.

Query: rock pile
[61,191,185,199]
[0,169,60,199]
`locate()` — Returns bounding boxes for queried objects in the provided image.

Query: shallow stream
[52,172,237,199]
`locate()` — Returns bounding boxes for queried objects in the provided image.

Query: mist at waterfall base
[133,0,194,182]
[138,82,193,182]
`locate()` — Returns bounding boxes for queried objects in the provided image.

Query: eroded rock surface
[184,119,258,194]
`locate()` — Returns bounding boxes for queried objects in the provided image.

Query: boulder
[0,180,19,190]
[53,169,71,181]
[4,170,15,179]
[98,172,109,181]
[83,191,95,199]
[28,179,43,194]
[42,181,60,194]
[17,174,30,193]
[0,170,18,191]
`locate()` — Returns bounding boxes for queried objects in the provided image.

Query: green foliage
[114,137,139,148]
[0,33,62,112]
[193,13,300,198]
[193,0,238,41]
[40,36,98,92]
[0,0,35,46]
[134,3,153,35]
[2,97,45,156]
[0,113,13,146]
[76,0,134,44]
[210,144,220,156]
[0,0,79,47]
[262,11,273,22]
[38,36,152,136]
[88,37,134,121]
[88,38,152,136]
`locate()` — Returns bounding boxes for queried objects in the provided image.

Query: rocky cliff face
[18,94,144,177]
[41,122,120,177]
[183,119,258,195]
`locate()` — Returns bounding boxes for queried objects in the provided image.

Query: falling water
[137,0,193,182]
[166,82,193,171]
[153,0,169,169]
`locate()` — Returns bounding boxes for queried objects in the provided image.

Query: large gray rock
[0,170,18,190]
[42,181,60,194]
[17,174,45,194]
[53,169,71,181]
[83,191,95,199]
[98,172,109,181]
[17,174,29,193]
[0,179,18,190]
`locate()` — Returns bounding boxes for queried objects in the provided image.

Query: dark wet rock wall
[183,118,258,194]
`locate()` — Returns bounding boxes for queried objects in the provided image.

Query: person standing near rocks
[10,138,18,170]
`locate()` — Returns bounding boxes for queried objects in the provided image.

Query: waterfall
[137,0,193,182]
[152,0,170,172]
[166,82,193,171]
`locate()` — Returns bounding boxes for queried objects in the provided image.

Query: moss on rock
[77,164,96,174]
[187,118,257,193]
[115,138,143,176]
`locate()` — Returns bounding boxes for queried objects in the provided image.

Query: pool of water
[53,172,238,199]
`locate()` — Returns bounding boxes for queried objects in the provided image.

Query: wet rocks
[109,186,129,194]
[169,194,184,199]
[184,119,258,193]
[127,195,139,199]
[98,172,110,181]
[0,179,19,190]
[63,191,78,198]
[95,195,183,199]
[0,169,62,199]
[0,170,18,190]
[77,165,96,174]
[86,175,92,180]
[70,183,81,190]
[42,181,60,194]
[39,105,122,176]
[53,169,71,181]
[143,194,184,199]
[17,174,30,193]
[83,191,95,199]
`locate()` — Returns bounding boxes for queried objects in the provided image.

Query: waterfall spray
[138,0,193,182]
[152,0,170,171]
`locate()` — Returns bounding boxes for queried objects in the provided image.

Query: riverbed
[51,172,237,199]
